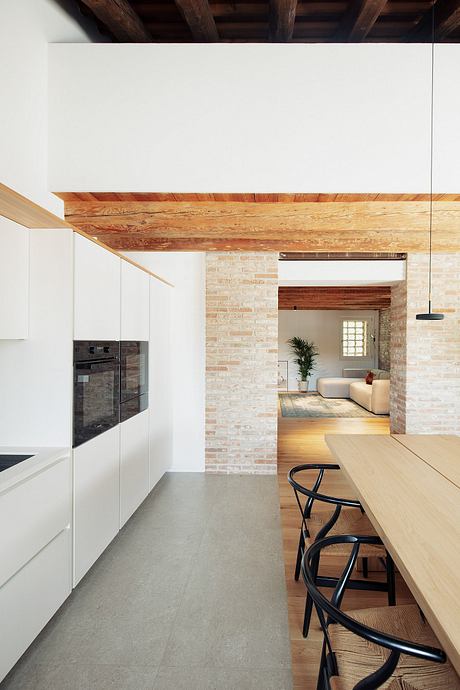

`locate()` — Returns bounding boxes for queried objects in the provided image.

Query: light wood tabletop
[394,434,460,490]
[325,434,460,677]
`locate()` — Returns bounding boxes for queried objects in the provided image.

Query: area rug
[279,392,388,418]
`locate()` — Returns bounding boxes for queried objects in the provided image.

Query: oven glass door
[120,341,148,403]
[73,359,120,447]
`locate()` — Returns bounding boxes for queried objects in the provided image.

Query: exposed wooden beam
[269,0,298,41]
[63,199,460,252]
[409,0,460,40]
[79,0,152,42]
[278,286,392,310]
[173,0,219,41]
[335,0,388,41]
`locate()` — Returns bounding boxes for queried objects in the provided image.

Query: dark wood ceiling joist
[335,0,389,41]
[278,286,392,310]
[269,0,298,41]
[173,0,219,40]
[408,0,460,40]
[75,0,460,42]
[79,0,152,41]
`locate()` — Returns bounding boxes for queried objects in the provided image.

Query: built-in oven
[73,341,120,448]
[120,341,148,423]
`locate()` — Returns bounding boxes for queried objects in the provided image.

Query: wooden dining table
[325,433,460,676]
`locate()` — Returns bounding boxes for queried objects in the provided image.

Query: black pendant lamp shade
[416,3,444,322]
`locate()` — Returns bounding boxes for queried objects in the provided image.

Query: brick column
[205,252,278,474]
[390,253,460,434]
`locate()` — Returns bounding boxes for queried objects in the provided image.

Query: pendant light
[416,2,444,321]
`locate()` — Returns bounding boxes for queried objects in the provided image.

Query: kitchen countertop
[0,446,70,493]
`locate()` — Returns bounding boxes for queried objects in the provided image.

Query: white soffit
[278,260,406,286]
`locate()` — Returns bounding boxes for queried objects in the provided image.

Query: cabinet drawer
[0,529,71,682]
[0,456,71,587]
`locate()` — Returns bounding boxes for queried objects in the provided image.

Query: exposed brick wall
[378,308,391,371]
[390,253,460,434]
[206,253,278,474]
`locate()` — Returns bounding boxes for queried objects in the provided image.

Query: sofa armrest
[371,379,390,414]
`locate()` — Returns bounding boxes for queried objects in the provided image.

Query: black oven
[120,341,148,423]
[73,341,120,448]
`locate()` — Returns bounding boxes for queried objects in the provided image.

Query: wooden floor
[277,413,415,690]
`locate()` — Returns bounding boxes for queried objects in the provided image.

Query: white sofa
[349,369,390,414]
[317,369,368,398]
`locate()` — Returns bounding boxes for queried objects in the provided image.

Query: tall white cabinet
[0,216,29,339]
[119,260,150,527]
[74,234,121,341]
[149,278,173,488]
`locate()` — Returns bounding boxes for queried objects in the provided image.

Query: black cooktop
[0,454,34,472]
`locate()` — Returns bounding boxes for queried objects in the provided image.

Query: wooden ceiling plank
[173,0,219,40]
[79,0,152,41]
[336,0,389,41]
[63,198,460,252]
[269,0,298,40]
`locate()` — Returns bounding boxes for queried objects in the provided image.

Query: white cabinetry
[0,452,72,682]
[121,260,149,341]
[149,278,173,489]
[74,234,120,341]
[0,216,29,339]
[120,409,149,527]
[73,427,120,585]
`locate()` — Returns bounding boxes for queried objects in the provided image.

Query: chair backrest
[302,534,446,678]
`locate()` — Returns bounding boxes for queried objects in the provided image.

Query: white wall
[125,252,206,472]
[49,43,460,193]
[279,260,406,286]
[0,0,103,215]
[278,310,379,391]
[0,229,74,446]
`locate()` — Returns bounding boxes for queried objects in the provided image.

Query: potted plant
[287,336,319,392]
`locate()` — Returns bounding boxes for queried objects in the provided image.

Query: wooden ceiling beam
[173,0,219,40]
[63,199,460,252]
[79,0,152,41]
[409,0,460,40]
[335,0,389,41]
[278,286,392,310]
[269,0,298,41]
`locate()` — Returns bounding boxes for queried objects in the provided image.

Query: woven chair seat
[329,604,460,690]
[307,508,383,558]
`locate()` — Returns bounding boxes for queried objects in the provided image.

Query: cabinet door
[120,409,149,527]
[0,529,71,683]
[74,234,120,341]
[0,216,29,339]
[121,261,149,341]
[149,278,173,489]
[73,426,120,585]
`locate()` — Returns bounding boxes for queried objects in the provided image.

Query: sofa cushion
[349,381,372,410]
[370,368,390,380]
[317,377,364,398]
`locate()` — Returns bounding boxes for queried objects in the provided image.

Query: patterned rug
[279,392,387,418]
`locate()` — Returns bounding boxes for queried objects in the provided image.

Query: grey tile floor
[1,474,293,690]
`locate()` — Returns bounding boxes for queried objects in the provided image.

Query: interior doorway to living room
[277,253,405,424]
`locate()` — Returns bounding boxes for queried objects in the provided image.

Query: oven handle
[76,357,119,365]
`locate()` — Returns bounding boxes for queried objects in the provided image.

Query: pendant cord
[428,1,435,309]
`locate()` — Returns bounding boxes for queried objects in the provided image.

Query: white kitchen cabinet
[0,529,71,682]
[74,233,121,341]
[121,260,149,341]
[0,216,29,339]
[73,427,120,585]
[120,409,149,527]
[149,278,173,489]
[0,455,71,587]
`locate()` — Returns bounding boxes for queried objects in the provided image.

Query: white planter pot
[299,380,309,392]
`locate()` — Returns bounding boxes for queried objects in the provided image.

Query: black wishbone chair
[302,534,460,690]
[288,464,395,638]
